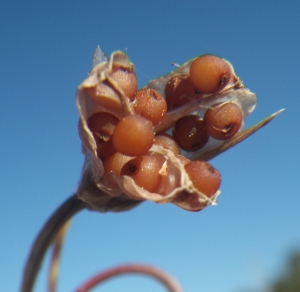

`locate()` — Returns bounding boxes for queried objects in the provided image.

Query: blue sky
[1,1,300,291]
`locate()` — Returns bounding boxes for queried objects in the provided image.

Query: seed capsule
[112,115,154,156]
[87,112,119,159]
[189,55,232,94]
[134,88,167,125]
[204,103,242,140]
[173,115,209,151]
[110,65,138,100]
[121,155,163,192]
[103,152,132,175]
[165,75,197,109]
[154,134,180,155]
[185,160,221,197]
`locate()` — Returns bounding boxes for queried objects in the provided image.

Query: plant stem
[21,194,85,292]
[74,263,184,292]
[48,220,71,292]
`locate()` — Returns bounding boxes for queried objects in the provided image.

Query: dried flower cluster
[76,48,258,212]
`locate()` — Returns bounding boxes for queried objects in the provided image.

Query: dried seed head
[75,48,273,213]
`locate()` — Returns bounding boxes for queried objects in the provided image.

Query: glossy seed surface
[190,55,232,94]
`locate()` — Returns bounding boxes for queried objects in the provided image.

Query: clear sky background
[1,1,300,291]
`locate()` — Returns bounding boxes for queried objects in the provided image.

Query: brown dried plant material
[76,48,282,213]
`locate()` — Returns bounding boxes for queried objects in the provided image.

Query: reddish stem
[74,263,184,292]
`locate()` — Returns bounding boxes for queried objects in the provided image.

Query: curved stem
[21,194,86,292]
[48,220,71,292]
[74,263,184,292]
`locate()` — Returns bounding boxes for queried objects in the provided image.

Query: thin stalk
[21,194,85,292]
[74,263,184,292]
[48,220,71,292]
